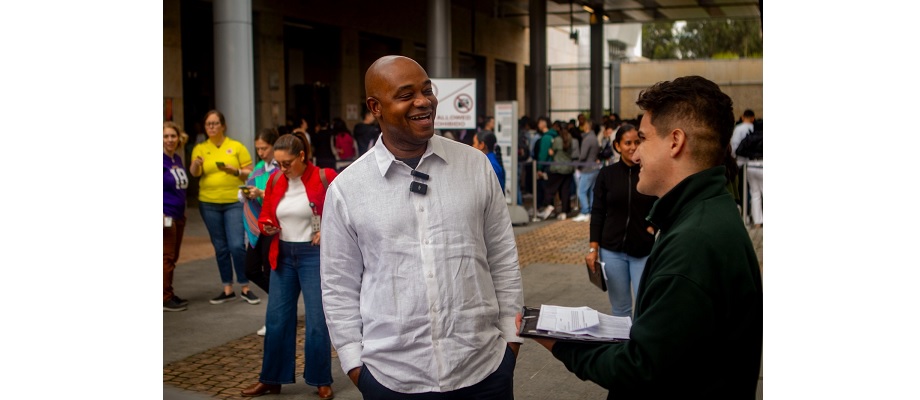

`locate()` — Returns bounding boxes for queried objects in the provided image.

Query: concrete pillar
[516,62,526,117]
[529,0,547,118]
[590,7,604,125]
[213,0,255,155]
[340,28,362,128]
[428,0,452,78]
[254,10,285,132]
[163,0,184,137]
[485,55,496,116]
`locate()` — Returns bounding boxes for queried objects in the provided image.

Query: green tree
[642,22,680,59]
[642,19,762,60]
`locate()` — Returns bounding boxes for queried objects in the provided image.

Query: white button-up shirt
[320,134,523,393]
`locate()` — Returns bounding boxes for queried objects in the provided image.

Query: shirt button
[428,273,434,278]
[419,207,424,212]
[424,240,430,244]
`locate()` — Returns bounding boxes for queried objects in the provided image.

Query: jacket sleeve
[589,167,607,243]
[258,171,278,235]
[551,234,720,394]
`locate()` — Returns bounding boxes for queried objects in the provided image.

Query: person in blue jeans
[572,123,600,222]
[583,124,657,317]
[241,131,336,400]
[189,110,258,305]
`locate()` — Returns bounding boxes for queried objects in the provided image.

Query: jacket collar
[647,166,728,231]
[372,134,449,177]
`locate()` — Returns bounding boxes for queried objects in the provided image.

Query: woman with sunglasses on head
[241,131,337,400]
[164,121,190,312]
[189,110,258,305]
[584,123,658,318]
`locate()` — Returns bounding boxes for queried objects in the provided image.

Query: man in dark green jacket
[524,76,763,399]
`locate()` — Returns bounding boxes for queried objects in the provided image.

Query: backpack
[518,132,531,162]
[735,120,763,159]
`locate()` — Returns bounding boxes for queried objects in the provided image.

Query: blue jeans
[357,346,516,399]
[577,169,599,215]
[199,201,248,285]
[260,241,332,386]
[600,248,648,318]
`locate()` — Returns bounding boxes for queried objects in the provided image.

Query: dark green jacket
[536,129,558,171]
[552,166,763,399]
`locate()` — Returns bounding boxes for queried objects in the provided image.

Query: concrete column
[590,7,604,125]
[254,11,285,131]
[163,0,185,163]
[340,28,362,128]
[529,0,547,118]
[516,62,526,117]
[213,0,255,155]
[485,55,496,116]
[428,0,452,78]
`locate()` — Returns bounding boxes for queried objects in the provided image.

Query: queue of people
[164,62,761,399]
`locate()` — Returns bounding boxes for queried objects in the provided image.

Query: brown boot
[317,385,334,399]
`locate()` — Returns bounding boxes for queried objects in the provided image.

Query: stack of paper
[518,305,631,343]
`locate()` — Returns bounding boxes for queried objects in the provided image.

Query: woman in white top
[241,131,337,400]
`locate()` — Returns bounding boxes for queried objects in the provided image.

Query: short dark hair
[476,131,497,152]
[743,109,755,118]
[635,75,734,168]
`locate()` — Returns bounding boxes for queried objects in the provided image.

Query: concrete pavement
[164,206,763,399]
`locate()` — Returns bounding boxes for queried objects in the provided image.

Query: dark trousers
[357,346,516,400]
[544,172,573,213]
[245,234,272,293]
[163,216,186,302]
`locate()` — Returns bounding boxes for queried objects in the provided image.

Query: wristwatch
[588,248,596,253]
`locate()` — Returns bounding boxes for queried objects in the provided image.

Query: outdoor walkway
[164,207,763,400]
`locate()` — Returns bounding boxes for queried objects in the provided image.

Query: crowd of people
[164,55,762,399]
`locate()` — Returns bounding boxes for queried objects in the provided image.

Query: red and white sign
[431,79,476,130]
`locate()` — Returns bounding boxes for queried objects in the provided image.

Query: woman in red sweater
[241,131,337,400]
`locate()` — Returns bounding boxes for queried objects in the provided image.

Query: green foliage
[642,19,762,60]
[642,22,680,59]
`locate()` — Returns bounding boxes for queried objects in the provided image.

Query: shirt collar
[372,134,449,177]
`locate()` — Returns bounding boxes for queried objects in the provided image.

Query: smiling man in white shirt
[320,55,524,399]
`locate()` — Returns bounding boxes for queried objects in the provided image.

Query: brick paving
[164,218,762,399]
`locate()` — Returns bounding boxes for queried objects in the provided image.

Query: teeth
[410,114,429,120]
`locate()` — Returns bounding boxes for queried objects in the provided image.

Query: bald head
[365,55,426,100]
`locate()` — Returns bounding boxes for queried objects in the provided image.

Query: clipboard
[587,260,607,292]
[517,306,629,343]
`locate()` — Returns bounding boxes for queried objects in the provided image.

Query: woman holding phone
[240,128,280,336]
[241,131,336,399]
[189,110,257,305]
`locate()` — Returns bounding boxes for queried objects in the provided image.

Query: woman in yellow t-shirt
[189,110,259,305]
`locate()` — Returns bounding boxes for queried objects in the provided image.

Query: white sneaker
[257,325,266,336]
[557,213,567,220]
[572,213,590,222]
[538,205,554,220]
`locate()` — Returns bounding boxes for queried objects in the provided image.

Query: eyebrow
[395,79,432,93]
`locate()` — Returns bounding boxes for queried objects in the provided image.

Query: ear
[668,128,688,158]
[366,97,381,117]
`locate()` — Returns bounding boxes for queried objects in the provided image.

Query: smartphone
[216,161,225,168]
[239,185,251,194]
